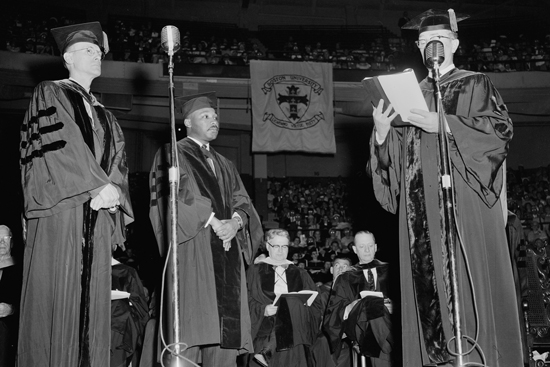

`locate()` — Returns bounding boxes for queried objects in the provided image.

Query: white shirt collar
[429,63,455,79]
[188,136,209,150]
[259,257,293,267]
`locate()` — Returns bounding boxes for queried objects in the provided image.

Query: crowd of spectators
[507,165,550,244]
[2,14,81,56]
[4,11,550,72]
[263,177,358,284]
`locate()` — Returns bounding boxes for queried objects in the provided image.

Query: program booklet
[273,290,318,307]
[362,69,429,127]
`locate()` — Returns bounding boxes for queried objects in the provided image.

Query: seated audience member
[247,229,329,367]
[526,220,548,244]
[325,229,341,250]
[340,228,354,250]
[0,225,21,367]
[318,256,353,296]
[324,231,393,367]
[111,257,150,367]
[308,250,324,270]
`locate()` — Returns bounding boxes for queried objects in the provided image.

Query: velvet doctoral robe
[149,137,263,352]
[0,261,22,367]
[323,260,393,367]
[18,79,133,367]
[111,263,150,367]
[247,262,330,367]
[368,68,522,367]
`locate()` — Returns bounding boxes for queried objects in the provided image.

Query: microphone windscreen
[161,25,181,54]
[424,40,445,69]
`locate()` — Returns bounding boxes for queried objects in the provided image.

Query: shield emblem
[274,83,311,123]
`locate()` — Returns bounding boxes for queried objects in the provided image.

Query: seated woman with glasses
[247,229,331,367]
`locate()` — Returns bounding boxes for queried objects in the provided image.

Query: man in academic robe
[247,229,331,367]
[368,9,523,367]
[0,225,21,367]
[149,92,263,366]
[110,258,150,367]
[323,231,393,367]
[18,22,133,367]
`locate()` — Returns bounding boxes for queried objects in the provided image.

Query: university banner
[250,60,336,153]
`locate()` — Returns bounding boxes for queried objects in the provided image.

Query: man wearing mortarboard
[367,8,522,367]
[18,22,134,367]
[149,92,263,366]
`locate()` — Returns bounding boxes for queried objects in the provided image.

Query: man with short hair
[0,225,20,367]
[323,231,393,367]
[18,22,133,367]
[369,8,522,367]
[149,92,263,366]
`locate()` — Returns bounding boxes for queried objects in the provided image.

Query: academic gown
[110,263,150,367]
[149,137,263,352]
[247,263,331,367]
[368,68,522,367]
[0,261,22,367]
[323,260,392,367]
[18,79,133,367]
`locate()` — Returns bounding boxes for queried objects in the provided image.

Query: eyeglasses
[67,47,105,60]
[267,241,289,250]
[0,236,11,243]
[415,35,453,49]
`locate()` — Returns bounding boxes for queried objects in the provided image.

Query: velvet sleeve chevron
[148,144,214,256]
[20,81,110,219]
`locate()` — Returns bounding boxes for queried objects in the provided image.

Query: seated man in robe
[110,257,150,367]
[247,229,331,367]
[323,231,393,367]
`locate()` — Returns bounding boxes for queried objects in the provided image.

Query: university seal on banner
[261,74,325,130]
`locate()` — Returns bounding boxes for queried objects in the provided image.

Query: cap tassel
[102,31,110,54]
[448,9,458,33]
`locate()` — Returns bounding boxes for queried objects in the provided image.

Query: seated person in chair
[323,231,393,367]
[247,229,330,367]
[110,256,150,367]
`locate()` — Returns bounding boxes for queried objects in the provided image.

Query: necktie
[201,145,216,177]
[367,268,375,291]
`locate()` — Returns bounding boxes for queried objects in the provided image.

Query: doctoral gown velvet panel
[149,137,263,350]
[323,260,392,365]
[247,263,328,367]
[110,263,150,367]
[368,69,522,367]
[18,80,133,367]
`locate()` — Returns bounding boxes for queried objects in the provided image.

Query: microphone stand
[166,48,183,367]
[432,62,465,367]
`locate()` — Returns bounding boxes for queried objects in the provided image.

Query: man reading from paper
[368,8,522,367]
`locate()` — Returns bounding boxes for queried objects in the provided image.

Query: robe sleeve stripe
[21,106,57,132]
[21,140,67,165]
[39,122,65,135]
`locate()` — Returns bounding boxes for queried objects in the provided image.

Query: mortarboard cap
[401,9,469,34]
[51,21,107,55]
[175,92,217,119]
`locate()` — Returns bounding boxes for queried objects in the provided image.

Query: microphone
[424,40,445,69]
[161,25,181,56]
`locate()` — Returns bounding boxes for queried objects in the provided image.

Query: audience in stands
[5,12,549,72]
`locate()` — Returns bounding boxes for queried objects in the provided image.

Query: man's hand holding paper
[409,109,439,133]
